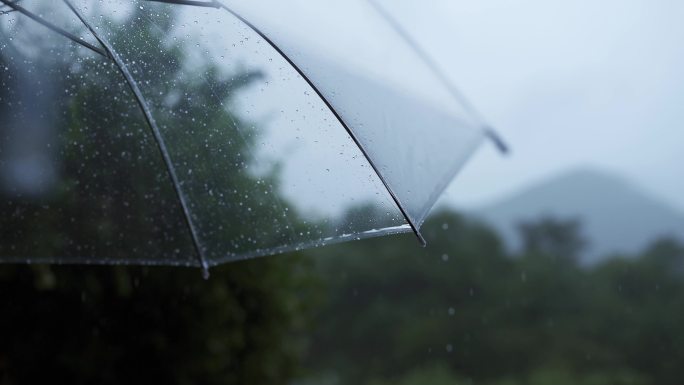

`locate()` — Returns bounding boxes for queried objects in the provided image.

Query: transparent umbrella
[0,0,505,275]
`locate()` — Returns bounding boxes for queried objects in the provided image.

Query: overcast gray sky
[384,0,684,211]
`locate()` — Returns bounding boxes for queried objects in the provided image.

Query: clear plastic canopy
[0,0,488,267]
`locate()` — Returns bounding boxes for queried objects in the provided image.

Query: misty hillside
[472,168,684,263]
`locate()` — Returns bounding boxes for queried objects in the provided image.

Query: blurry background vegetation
[1,213,683,385]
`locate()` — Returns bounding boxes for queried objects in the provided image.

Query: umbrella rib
[142,0,427,245]
[63,0,211,276]
[366,0,509,155]
[213,1,427,246]
[0,0,108,58]
[141,2,428,244]
[0,5,17,15]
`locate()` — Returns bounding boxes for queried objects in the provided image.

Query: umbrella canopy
[0,0,503,271]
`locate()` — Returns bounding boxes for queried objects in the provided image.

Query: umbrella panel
[0,1,410,265]
[0,14,198,265]
[3,0,103,50]
[220,0,486,228]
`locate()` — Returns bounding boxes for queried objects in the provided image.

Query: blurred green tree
[303,211,684,385]
[518,217,587,262]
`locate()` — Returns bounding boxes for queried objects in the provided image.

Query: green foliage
[518,217,587,261]
[0,256,318,385]
[304,212,684,385]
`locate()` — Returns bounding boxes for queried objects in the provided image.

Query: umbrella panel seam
[212,0,427,246]
[63,0,210,275]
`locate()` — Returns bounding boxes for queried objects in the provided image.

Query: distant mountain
[472,168,684,264]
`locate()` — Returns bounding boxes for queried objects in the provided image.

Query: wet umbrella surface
[0,0,502,272]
